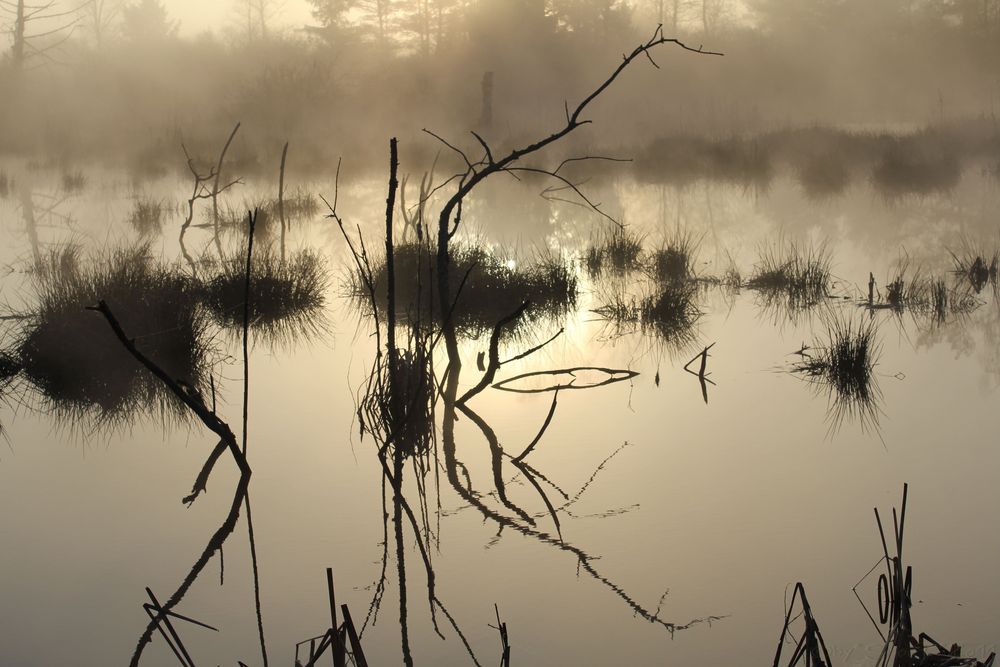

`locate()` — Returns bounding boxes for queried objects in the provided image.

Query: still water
[0,159,998,666]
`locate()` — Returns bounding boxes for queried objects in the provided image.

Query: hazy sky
[165,0,314,36]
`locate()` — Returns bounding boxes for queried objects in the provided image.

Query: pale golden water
[1,163,998,665]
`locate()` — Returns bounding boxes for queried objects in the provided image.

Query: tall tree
[307,0,394,45]
[550,0,631,37]
[1,0,82,69]
[119,0,176,43]
[85,0,124,47]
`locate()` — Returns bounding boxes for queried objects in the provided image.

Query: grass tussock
[879,259,928,312]
[361,242,577,338]
[746,240,832,312]
[649,230,700,284]
[793,316,881,433]
[949,244,998,294]
[199,246,327,344]
[14,244,208,424]
[127,196,167,237]
[585,228,644,277]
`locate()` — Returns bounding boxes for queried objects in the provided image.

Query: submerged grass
[14,244,209,425]
[199,245,327,344]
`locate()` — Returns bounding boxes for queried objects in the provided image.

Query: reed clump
[792,316,881,432]
[649,230,700,284]
[199,246,327,343]
[871,260,980,323]
[14,245,209,423]
[949,246,998,294]
[746,240,831,315]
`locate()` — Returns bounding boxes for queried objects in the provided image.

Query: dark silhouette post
[480,71,494,129]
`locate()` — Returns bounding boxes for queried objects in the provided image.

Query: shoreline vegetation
[1,5,998,664]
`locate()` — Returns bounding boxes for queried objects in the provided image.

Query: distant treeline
[0,0,998,175]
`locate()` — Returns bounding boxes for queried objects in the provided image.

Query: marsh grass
[585,228,644,277]
[278,189,320,220]
[877,261,980,324]
[360,242,577,338]
[14,244,209,425]
[795,153,852,199]
[636,135,774,189]
[948,244,998,294]
[216,202,276,236]
[216,191,319,237]
[746,240,832,320]
[199,246,327,344]
[592,279,701,352]
[925,277,980,325]
[362,330,435,458]
[649,229,701,284]
[0,350,18,385]
[871,142,962,197]
[792,315,882,433]
[639,281,701,349]
[127,196,167,237]
[60,170,87,194]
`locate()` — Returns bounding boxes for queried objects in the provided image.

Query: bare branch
[469,130,494,164]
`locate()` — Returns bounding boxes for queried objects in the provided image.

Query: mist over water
[1,1,999,666]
